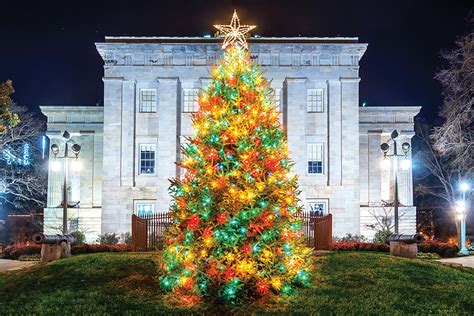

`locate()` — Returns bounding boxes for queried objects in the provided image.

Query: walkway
[437,256,474,268]
[0,259,37,272]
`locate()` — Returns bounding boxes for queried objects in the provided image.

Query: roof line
[103,36,360,44]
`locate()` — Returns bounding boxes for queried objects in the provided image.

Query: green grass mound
[0,252,473,314]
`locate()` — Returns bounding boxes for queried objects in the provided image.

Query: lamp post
[456,182,471,255]
[380,130,411,234]
[50,131,81,234]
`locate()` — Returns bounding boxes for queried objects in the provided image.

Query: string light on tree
[159,11,313,304]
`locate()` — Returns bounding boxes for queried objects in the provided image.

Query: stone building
[41,37,420,242]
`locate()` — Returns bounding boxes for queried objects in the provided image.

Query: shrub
[96,233,120,245]
[330,242,389,252]
[330,240,459,258]
[70,231,86,245]
[418,240,459,258]
[2,243,131,259]
[71,244,131,255]
[3,244,41,260]
[373,229,392,243]
[333,233,368,242]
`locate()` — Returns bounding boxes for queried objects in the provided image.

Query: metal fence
[132,211,332,251]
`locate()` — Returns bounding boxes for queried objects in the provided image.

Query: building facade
[41,37,420,242]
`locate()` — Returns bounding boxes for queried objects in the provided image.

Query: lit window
[140,89,156,113]
[139,144,156,174]
[183,89,199,112]
[136,203,154,217]
[274,88,282,112]
[307,143,323,174]
[307,89,323,112]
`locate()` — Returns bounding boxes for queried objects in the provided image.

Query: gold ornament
[214,10,256,49]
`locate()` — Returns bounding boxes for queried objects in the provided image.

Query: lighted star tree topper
[159,11,313,304]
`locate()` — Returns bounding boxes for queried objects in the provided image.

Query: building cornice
[104,36,360,44]
[40,105,104,114]
[359,105,421,126]
[96,37,368,68]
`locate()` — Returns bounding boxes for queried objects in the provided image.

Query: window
[307,143,323,174]
[140,89,156,113]
[307,89,324,112]
[308,199,328,216]
[136,203,154,217]
[183,89,199,112]
[139,144,156,174]
[274,88,282,112]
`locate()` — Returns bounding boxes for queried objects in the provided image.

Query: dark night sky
[1,0,472,122]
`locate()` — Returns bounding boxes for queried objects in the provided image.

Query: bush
[3,244,42,260]
[333,233,368,242]
[330,242,389,252]
[418,240,459,258]
[71,244,131,255]
[373,229,392,243]
[96,233,120,245]
[330,240,459,258]
[70,231,86,245]
[2,243,131,259]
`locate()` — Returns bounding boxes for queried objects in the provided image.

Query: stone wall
[96,38,368,236]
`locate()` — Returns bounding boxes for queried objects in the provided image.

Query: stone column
[92,132,103,207]
[156,77,179,211]
[339,77,360,234]
[102,77,123,233]
[328,80,342,186]
[284,77,308,178]
[78,132,94,208]
[367,131,383,204]
[121,80,137,187]
[397,133,414,206]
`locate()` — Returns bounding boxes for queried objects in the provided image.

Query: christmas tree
[159,11,313,304]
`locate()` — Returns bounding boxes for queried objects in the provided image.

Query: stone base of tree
[390,241,418,259]
[40,242,71,262]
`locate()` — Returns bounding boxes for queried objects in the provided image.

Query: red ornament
[202,227,213,238]
[228,76,238,88]
[265,159,280,171]
[242,244,252,254]
[225,268,236,280]
[187,214,200,230]
[216,212,228,225]
[256,280,270,296]
[207,149,219,161]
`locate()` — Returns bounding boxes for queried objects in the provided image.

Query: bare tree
[414,124,463,210]
[0,105,46,209]
[366,200,405,233]
[432,31,473,172]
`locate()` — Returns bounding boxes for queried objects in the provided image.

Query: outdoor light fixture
[400,158,412,170]
[49,131,81,234]
[50,160,61,172]
[460,182,470,193]
[456,181,471,255]
[380,129,412,234]
[50,144,59,156]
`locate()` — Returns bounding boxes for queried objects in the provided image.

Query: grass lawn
[0,252,473,314]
